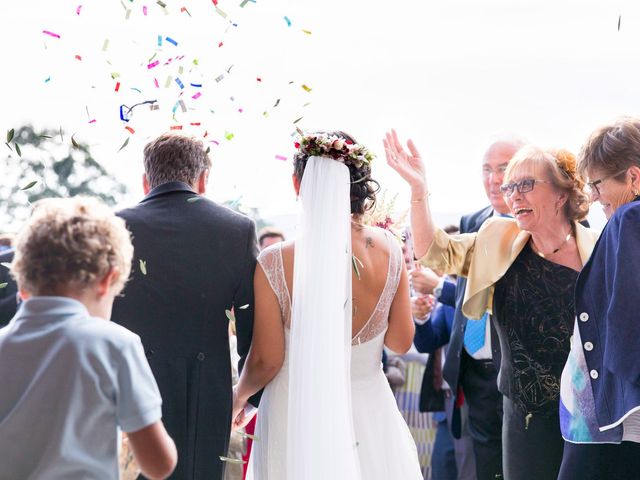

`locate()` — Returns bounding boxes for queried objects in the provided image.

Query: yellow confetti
[302,29,312,35]
[301,84,312,92]
[139,259,147,275]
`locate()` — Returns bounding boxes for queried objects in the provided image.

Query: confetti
[125,9,132,19]
[302,29,312,35]
[218,41,224,48]
[125,126,135,134]
[111,72,120,79]
[212,0,218,4]
[205,146,211,154]
[178,66,184,75]
[21,180,38,191]
[179,100,186,112]
[225,309,235,322]
[44,76,51,83]
[157,35,162,46]
[164,76,172,88]
[42,30,61,39]
[293,116,303,124]
[153,78,159,88]
[71,134,80,148]
[157,0,166,7]
[225,132,234,141]
[118,137,130,152]
[7,129,14,143]
[76,5,83,15]
[139,259,147,275]
[88,119,97,124]
[257,77,262,82]
[192,92,202,100]
[226,64,234,74]
[0,283,7,289]
[215,74,224,83]
[238,108,243,113]
[170,125,183,130]
[5,143,12,151]
[102,39,110,51]
[115,82,121,92]
[180,6,191,16]
[15,144,22,157]
[187,196,201,203]
[301,84,312,92]
[273,98,280,107]
[175,78,185,89]
[219,456,246,465]
[143,5,148,15]
[215,7,227,18]
[190,122,201,126]
[262,111,269,117]
[147,60,160,69]
[284,16,292,27]
[0,263,11,269]
[618,14,621,31]
[75,54,82,61]
[190,83,202,87]
[165,36,178,46]
[239,304,250,309]
[275,155,287,161]
[150,104,159,111]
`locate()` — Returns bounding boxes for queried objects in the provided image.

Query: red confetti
[218,42,224,48]
[212,0,218,5]
[190,122,201,126]
[204,130,209,138]
[75,54,82,61]
[125,126,135,134]
[257,77,262,82]
[115,82,121,92]
[294,142,300,148]
[170,125,183,130]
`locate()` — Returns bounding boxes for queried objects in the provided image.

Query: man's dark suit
[0,250,18,327]
[442,205,503,480]
[111,182,257,480]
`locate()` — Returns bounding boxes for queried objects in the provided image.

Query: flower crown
[294,133,375,168]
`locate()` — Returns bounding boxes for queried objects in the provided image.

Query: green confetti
[219,456,246,465]
[352,255,364,280]
[5,142,12,151]
[238,304,249,310]
[14,143,21,157]
[139,259,147,275]
[118,137,130,152]
[157,0,166,7]
[187,197,201,203]
[205,146,211,154]
[224,132,234,141]
[20,180,38,191]
[0,283,7,289]
[273,98,280,108]
[293,116,303,124]
[6,128,14,143]
[225,309,236,322]
[71,134,80,149]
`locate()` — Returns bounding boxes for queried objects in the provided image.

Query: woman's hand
[383,129,427,194]
[231,386,248,430]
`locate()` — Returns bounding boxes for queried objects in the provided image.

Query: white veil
[286,156,361,479]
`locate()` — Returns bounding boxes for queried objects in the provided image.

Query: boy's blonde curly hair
[12,197,133,296]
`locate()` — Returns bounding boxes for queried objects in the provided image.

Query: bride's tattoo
[366,237,374,248]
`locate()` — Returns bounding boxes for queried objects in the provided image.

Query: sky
[2,0,640,231]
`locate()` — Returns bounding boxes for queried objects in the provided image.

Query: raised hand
[383,129,427,193]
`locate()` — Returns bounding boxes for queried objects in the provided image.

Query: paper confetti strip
[147,60,160,69]
[165,36,178,46]
[284,16,292,27]
[43,30,61,39]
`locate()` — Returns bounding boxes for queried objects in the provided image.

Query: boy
[0,197,177,479]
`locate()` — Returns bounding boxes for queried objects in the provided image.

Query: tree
[0,125,127,231]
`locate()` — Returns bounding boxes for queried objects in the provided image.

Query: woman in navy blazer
[558,118,640,479]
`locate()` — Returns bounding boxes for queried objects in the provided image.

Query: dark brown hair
[143,134,212,189]
[293,131,379,215]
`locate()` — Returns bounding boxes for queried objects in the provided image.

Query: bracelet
[411,191,430,203]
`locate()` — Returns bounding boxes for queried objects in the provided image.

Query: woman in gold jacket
[384,130,599,480]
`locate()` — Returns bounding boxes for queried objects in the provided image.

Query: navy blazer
[575,198,640,431]
[413,280,456,354]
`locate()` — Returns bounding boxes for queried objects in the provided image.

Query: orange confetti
[125,126,135,134]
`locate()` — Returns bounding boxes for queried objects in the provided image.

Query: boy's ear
[97,269,119,297]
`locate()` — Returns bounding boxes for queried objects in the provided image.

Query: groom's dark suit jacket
[112,181,257,480]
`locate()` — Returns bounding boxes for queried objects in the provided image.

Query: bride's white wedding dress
[247,233,423,480]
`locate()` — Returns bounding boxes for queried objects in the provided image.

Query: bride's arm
[232,264,285,423]
[384,261,414,354]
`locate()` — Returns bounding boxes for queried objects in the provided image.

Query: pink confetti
[238,108,243,113]
[147,60,159,69]
[125,126,135,134]
[154,78,159,88]
[192,92,202,100]
[42,30,61,39]
[190,122,201,126]
[170,125,183,130]
[74,54,82,61]
[143,5,148,15]
[275,155,287,161]
[88,119,96,124]
[211,140,220,145]
[76,5,82,15]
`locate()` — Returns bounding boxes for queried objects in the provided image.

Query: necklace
[531,232,572,258]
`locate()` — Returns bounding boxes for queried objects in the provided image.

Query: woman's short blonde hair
[12,197,133,296]
[504,146,589,222]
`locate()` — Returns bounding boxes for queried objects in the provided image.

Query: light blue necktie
[464,312,488,354]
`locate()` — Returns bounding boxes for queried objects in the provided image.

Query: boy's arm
[127,422,177,480]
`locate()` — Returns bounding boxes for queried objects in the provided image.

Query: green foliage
[0,125,127,230]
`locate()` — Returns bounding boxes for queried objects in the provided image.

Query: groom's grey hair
[143,134,212,189]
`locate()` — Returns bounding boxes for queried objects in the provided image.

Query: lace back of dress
[351,231,403,345]
[257,243,291,326]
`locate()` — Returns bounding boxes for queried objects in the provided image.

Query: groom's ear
[196,169,209,195]
[142,174,151,195]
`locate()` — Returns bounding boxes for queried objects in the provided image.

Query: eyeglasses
[499,179,548,196]
[586,170,627,196]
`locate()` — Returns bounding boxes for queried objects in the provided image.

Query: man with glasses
[441,138,523,480]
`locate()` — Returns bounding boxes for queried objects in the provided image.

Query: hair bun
[550,148,581,186]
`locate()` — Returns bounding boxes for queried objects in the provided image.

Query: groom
[112,134,258,479]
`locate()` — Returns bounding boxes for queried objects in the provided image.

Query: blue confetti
[165,36,178,46]
[44,76,51,83]
[175,78,184,89]
[190,83,203,88]
[157,35,162,47]
[284,16,291,27]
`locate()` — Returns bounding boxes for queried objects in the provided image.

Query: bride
[231,131,423,479]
